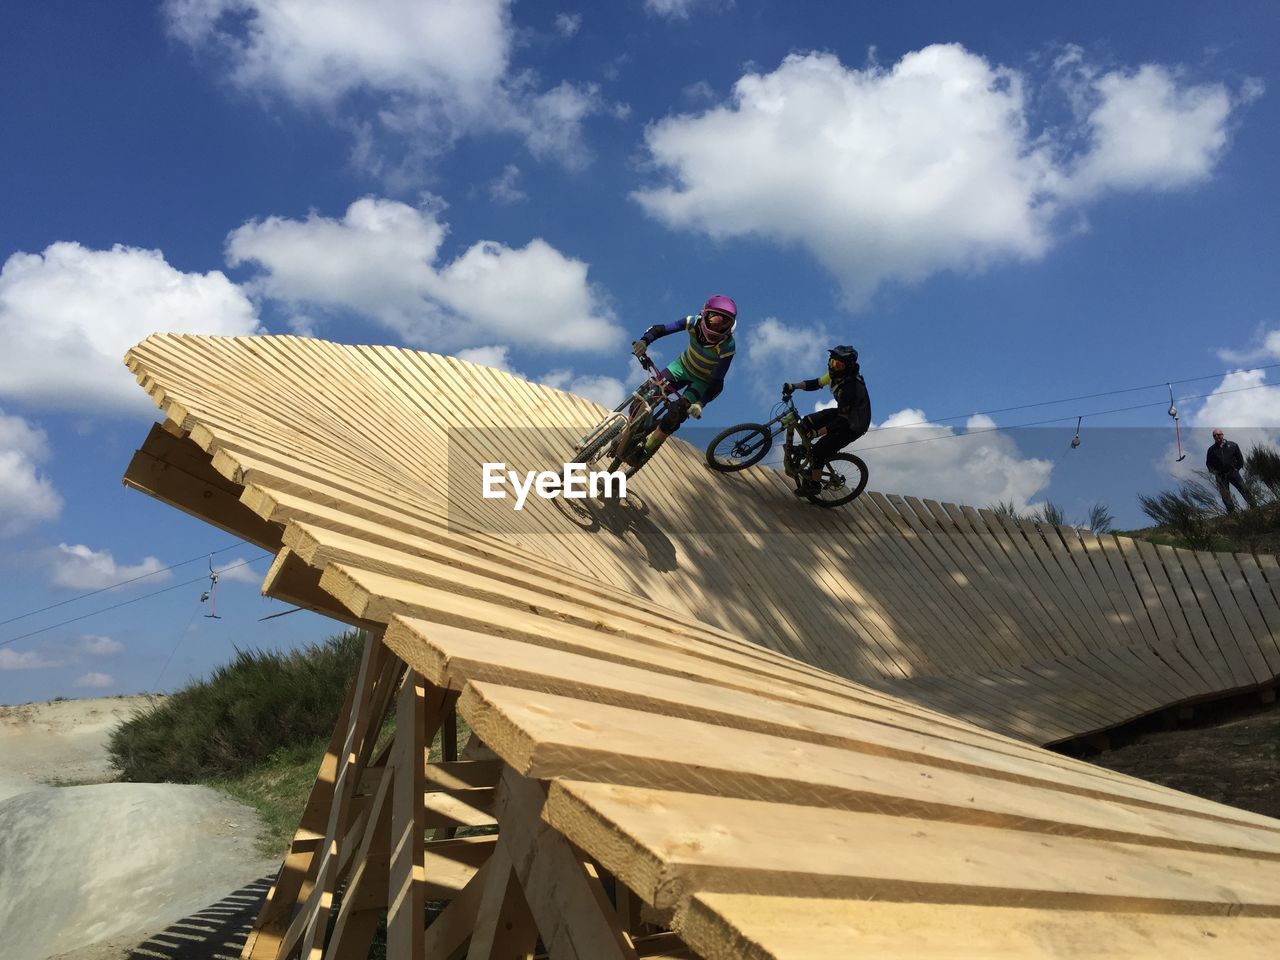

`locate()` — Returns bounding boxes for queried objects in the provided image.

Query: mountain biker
[782,345,872,496]
[628,294,738,463]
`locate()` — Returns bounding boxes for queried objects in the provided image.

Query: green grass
[1116,501,1279,556]
[107,626,476,868]
[109,631,365,783]
[211,737,332,857]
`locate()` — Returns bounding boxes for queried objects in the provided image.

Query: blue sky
[2,0,1278,703]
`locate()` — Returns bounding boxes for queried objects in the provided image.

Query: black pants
[1214,470,1255,512]
[801,408,856,468]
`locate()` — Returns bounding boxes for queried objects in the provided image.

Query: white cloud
[76,635,124,656]
[74,672,114,689]
[48,544,171,591]
[227,197,622,352]
[742,317,831,399]
[456,345,519,373]
[634,44,1252,305]
[644,0,726,18]
[0,648,62,670]
[554,12,581,37]
[489,164,527,204]
[213,558,263,584]
[166,0,511,107]
[1174,368,1280,472]
[1057,55,1251,199]
[0,411,62,536]
[0,242,260,414]
[166,0,608,175]
[1190,369,1280,430]
[857,410,1053,513]
[1218,327,1280,365]
[541,370,626,408]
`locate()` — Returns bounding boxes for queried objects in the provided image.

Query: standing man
[1206,428,1256,513]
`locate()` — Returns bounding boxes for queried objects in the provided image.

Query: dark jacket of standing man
[1206,429,1255,512]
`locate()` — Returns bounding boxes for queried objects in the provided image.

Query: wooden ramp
[121,334,1280,959]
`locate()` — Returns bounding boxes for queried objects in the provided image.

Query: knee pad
[660,399,690,433]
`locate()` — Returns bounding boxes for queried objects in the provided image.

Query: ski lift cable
[0,542,247,629]
[152,597,205,692]
[869,359,1280,432]
[855,380,1277,453]
[0,556,265,648]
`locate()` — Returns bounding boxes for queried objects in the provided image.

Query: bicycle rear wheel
[807,453,869,508]
[706,423,772,472]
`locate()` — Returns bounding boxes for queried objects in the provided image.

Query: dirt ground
[1078,693,1280,821]
[0,695,277,960]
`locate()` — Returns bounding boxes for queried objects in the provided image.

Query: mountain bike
[705,391,869,508]
[570,354,693,478]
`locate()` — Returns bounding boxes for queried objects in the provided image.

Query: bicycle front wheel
[573,413,626,465]
[706,423,773,472]
[807,453,869,508]
[605,403,655,478]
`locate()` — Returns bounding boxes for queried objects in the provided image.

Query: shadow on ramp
[552,491,678,572]
[125,874,274,960]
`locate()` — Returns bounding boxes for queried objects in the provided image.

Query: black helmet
[828,344,858,376]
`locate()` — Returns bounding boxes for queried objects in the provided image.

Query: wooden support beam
[495,768,642,960]
[388,674,457,958]
[262,547,384,630]
[465,843,537,960]
[326,749,395,960]
[388,670,428,959]
[242,664,361,960]
[289,637,393,960]
[424,789,496,830]
[422,856,494,960]
[122,422,282,549]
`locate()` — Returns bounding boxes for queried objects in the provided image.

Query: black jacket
[1206,439,1245,475]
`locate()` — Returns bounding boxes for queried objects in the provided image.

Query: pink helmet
[696,294,737,345]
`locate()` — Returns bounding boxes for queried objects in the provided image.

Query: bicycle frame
[573,354,685,463]
[768,397,819,473]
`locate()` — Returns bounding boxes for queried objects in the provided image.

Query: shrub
[1246,444,1280,501]
[109,630,364,783]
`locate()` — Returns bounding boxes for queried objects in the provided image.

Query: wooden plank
[680,894,1280,960]
[1128,538,1227,691]
[458,680,1280,858]
[1233,554,1280,674]
[1148,542,1238,690]
[544,781,1280,915]
[424,789,495,829]
[984,511,1109,653]
[1169,547,1257,688]
[260,547,382,630]
[330,564,1009,745]
[422,835,497,900]
[382,616,1280,827]
[1192,551,1274,685]
[122,424,283,550]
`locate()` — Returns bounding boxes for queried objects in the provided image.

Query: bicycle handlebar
[635,352,684,402]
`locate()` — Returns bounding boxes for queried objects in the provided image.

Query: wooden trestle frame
[237,633,690,960]
[121,334,1280,959]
